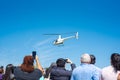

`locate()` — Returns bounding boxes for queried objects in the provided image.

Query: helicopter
[44,32,78,45]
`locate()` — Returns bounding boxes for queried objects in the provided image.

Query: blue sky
[0,0,120,69]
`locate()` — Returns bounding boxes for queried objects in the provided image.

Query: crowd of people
[0,52,120,80]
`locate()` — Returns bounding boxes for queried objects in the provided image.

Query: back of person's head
[2,64,14,80]
[0,66,4,74]
[111,53,120,72]
[6,64,14,73]
[81,53,91,63]
[90,54,96,64]
[20,55,34,73]
[50,62,57,68]
[44,62,57,78]
[56,58,66,67]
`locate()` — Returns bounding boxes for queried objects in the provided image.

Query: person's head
[81,53,91,63]
[0,66,4,74]
[44,62,57,78]
[50,62,57,68]
[2,64,14,80]
[111,53,120,72]
[56,58,66,67]
[20,55,34,73]
[90,54,96,64]
[6,64,14,73]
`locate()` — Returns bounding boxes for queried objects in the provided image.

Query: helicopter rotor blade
[43,32,77,35]
[60,32,77,35]
[43,34,60,35]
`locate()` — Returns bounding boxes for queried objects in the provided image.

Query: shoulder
[73,66,82,73]
[102,66,112,71]
[102,66,115,75]
[34,68,42,74]
[51,67,65,72]
[14,66,21,72]
[90,64,101,71]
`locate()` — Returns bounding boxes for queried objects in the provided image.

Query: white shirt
[102,66,120,80]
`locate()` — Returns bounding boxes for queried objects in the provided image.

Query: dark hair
[90,54,96,64]
[20,55,34,73]
[2,64,14,80]
[0,66,3,69]
[111,53,120,72]
[0,66,4,74]
[56,58,66,67]
[44,62,57,78]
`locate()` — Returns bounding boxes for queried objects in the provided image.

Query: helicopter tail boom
[63,32,78,40]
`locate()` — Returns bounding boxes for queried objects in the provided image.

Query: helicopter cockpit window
[55,40,58,42]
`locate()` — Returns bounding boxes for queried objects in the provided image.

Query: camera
[32,51,36,59]
[64,59,68,63]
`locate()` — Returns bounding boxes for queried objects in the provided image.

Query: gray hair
[81,53,91,63]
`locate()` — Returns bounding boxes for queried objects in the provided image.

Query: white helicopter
[44,32,78,45]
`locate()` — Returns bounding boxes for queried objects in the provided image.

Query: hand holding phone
[32,51,36,59]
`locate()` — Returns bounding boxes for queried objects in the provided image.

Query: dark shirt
[14,67,42,80]
[50,63,76,80]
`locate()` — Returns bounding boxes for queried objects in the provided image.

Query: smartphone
[32,51,36,59]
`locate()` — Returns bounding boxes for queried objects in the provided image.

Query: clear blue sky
[0,0,120,68]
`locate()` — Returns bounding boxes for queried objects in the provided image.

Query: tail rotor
[75,32,79,39]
